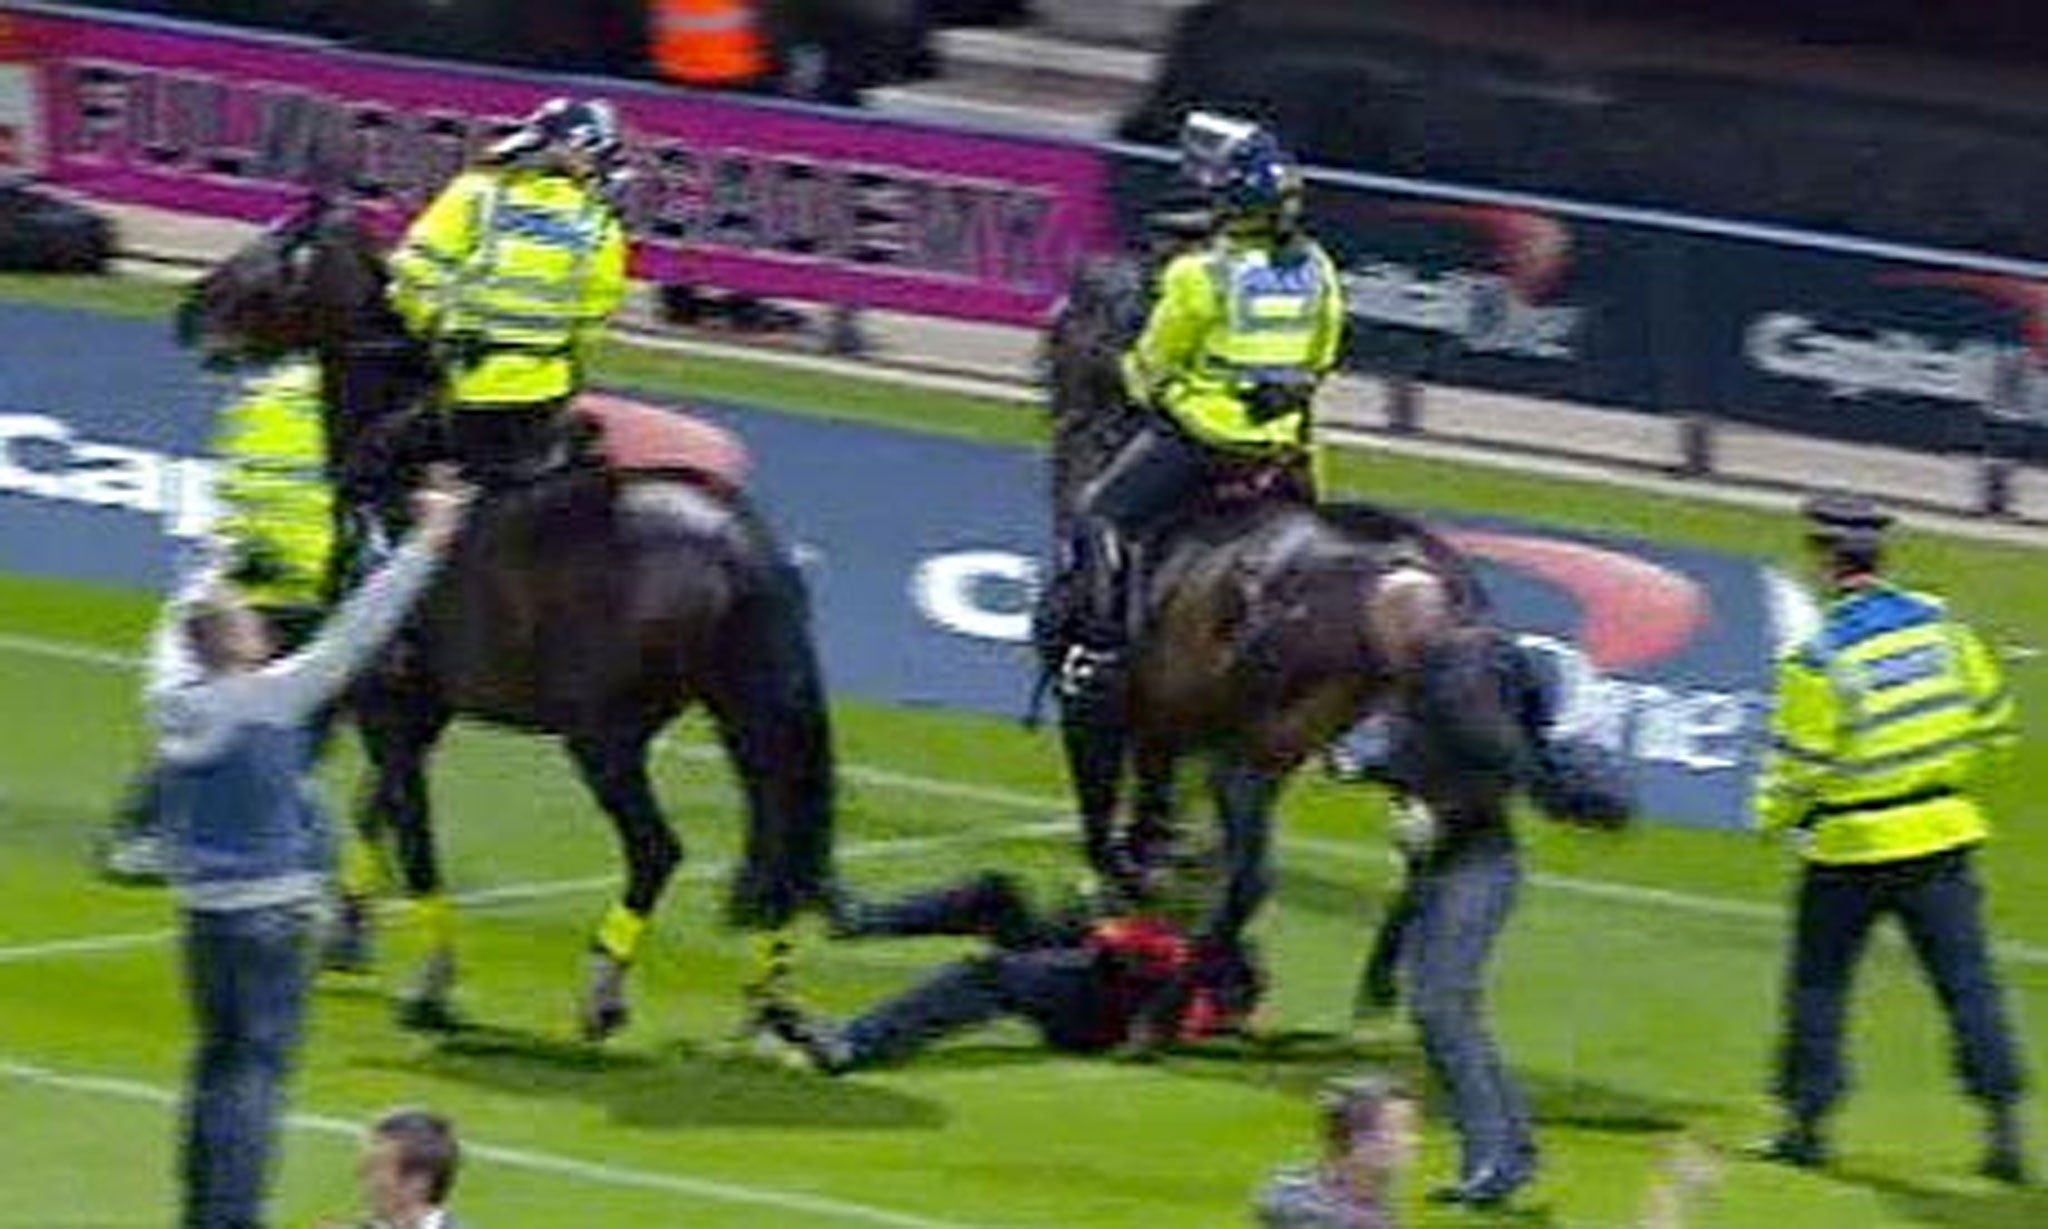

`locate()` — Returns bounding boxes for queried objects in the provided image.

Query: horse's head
[176,195,390,367]
[1044,255,1155,518]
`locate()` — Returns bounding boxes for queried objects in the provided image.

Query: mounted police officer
[1059,111,1347,702]
[388,97,630,489]
[1754,493,2028,1182]
[99,361,340,883]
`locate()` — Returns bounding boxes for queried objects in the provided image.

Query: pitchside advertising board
[0,301,1820,830]
[10,3,1113,325]
[1111,152,2048,461]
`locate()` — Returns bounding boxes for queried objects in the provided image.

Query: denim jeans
[844,948,1110,1066]
[180,903,316,1229]
[1406,835,1534,1182]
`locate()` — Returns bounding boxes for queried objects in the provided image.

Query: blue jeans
[1406,836,1534,1182]
[180,904,316,1229]
[843,949,1111,1066]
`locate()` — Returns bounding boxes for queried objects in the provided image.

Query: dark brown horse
[177,199,836,1038]
[1040,251,1511,954]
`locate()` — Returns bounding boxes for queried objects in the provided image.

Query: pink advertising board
[13,5,1117,324]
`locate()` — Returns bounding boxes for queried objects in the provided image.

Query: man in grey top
[157,470,471,1229]
[1256,1074,1419,1227]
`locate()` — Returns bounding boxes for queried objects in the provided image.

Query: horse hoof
[396,950,460,1031]
[581,953,631,1042]
[396,995,464,1034]
[320,897,376,973]
[581,999,630,1043]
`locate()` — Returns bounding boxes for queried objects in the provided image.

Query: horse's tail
[703,523,837,933]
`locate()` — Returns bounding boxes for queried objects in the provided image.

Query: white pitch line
[0,631,135,669]
[0,1057,982,1229]
[0,819,1065,966]
[8,630,2048,968]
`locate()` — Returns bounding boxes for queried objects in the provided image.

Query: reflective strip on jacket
[212,361,333,608]
[1755,581,2016,864]
[388,169,629,407]
[1120,234,1346,454]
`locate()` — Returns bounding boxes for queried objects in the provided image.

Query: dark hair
[1807,534,1884,578]
[374,1108,460,1204]
[181,600,245,673]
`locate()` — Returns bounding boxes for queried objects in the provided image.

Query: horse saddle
[570,392,752,495]
[1145,507,1351,609]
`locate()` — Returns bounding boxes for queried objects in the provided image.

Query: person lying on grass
[750,863,1260,1072]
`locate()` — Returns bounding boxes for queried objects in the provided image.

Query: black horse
[1039,249,1514,958]
[177,198,836,1038]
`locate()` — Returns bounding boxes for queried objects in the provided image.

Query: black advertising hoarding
[1311,184,1669,414]
[1691,236,2048,459]
[1111,145,2048,462]
[1110,151,1666,414]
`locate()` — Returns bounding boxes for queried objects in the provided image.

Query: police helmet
[490,98,623,172]
[1178,111,1301,226]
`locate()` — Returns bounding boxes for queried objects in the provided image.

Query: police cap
[1801,493,1894,547]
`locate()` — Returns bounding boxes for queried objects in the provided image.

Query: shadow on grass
[1149,1029,1711,1136]
[1832,1162,2048,1229]
[358,1023,948,1132]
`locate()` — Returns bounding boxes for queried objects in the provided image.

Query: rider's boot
[1057,531,1131,708]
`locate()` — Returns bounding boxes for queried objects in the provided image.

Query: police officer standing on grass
[1754,493,2029,1182]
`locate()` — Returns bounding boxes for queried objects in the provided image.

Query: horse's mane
[1044,253,1156,536]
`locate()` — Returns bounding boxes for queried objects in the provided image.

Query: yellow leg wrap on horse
[595,903,648,964]
[337,830,385,900]
[751,929,795,994]
[414,893,457,955]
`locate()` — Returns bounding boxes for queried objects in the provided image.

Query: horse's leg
[564,729,679,1042]
[701,562,838,1010]
[354,691,457,1029]
[1204,754,1283,953]
[1125,735,1179,895]
[1059,696,1128,887]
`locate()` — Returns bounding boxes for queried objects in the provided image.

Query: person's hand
[409,464,475,549]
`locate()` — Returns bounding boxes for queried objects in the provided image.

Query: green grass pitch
[3,273,2047,1226]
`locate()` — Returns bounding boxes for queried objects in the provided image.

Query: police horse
[1036,246,1547,968]
[178,198,836,1039]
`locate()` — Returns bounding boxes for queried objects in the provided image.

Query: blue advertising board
[0,302,1814,828]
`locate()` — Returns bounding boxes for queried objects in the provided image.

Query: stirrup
[1058,643,1125,702]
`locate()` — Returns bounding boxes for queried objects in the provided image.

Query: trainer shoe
[1427,1158,1535,1207]
[1982,1108,2029,1185]
[99,832,168,885]
[1748,1125,1829,1170]
[751,1001,854,1075]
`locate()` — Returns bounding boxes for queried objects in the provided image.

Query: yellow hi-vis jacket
[212,361,333,609]
[1120,232,1346,457]
[1756,580,2017,865]
[388,167,629,408]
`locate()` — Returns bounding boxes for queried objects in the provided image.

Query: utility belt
[1808,784,1959,821]
[441,332,573,370]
